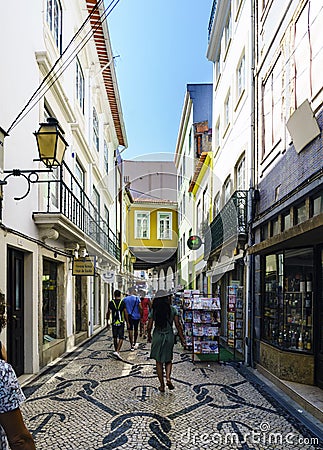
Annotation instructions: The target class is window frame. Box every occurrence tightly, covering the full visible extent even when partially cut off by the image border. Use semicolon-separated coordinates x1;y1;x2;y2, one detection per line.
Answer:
46;0;62;52
223;177;232;205
104;140;109;175
135;211;150;239
93;107;99;151
236;156;246;191
237;52;246;100
224;90;231;132
76;58;85;113
157;211;172;240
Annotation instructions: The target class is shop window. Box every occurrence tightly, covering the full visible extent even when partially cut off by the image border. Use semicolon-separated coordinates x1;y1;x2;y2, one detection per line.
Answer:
43;259;58;343
312;192;323;216
296;202;307;224
262;248;313;353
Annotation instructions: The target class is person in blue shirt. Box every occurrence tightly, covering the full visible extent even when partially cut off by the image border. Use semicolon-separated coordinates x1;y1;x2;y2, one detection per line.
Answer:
0;305;36;450
123;288;142;351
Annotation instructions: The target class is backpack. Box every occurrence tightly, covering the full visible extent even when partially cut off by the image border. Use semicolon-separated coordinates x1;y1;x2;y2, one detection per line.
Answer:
111;299;124;325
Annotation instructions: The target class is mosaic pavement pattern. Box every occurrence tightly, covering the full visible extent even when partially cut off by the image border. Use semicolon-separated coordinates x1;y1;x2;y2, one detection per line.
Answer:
22;332;323;449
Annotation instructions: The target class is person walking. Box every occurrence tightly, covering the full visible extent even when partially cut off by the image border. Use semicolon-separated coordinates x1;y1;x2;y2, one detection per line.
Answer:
0;300;36;450
106;290;129;359
123;288;142;351
147;290;185;392
140;294;152;339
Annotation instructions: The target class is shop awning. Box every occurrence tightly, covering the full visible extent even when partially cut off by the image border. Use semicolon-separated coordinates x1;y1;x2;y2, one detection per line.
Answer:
207;260;235;282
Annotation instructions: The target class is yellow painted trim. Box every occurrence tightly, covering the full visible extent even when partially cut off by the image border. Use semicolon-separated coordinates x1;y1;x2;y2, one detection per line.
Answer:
194;254;204;265
192;153;212;196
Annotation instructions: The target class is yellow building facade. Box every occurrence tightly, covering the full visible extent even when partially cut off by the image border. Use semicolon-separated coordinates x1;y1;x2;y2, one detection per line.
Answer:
126;199;178;292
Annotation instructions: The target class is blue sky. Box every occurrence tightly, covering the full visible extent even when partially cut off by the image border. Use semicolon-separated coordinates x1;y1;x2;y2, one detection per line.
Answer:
107;0;213;160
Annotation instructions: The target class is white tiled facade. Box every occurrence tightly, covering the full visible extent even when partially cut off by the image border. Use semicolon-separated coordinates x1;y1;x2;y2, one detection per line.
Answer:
0;0;126;375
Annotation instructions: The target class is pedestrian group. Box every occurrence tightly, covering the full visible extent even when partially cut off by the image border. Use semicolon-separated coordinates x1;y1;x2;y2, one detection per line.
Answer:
106;288;185;391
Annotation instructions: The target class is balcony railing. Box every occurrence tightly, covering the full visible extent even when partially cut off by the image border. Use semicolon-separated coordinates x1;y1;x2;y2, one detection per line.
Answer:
205;190;248;256
208;0;218;41
36;162;120;260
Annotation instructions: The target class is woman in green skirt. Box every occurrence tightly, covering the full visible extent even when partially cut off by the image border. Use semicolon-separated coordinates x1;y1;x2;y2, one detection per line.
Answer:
147;290;185;392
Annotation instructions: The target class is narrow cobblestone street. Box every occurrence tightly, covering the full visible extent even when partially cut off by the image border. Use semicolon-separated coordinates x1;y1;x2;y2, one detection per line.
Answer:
21;332;323;449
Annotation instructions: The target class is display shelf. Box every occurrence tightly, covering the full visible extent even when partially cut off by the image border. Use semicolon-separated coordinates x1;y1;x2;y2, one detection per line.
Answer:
227;286;244;353
188;296;221;362
263;266;314;353
281;291;313;351
181;291;221;360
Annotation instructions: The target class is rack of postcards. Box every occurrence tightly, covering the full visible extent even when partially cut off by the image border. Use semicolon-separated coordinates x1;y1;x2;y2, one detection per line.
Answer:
227;285;244;355
181;290;197;350
182;290;221;361
173;291;184;315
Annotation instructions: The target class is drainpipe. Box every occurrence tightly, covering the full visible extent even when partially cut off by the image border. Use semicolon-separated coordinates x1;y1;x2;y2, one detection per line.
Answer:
246;0;256;367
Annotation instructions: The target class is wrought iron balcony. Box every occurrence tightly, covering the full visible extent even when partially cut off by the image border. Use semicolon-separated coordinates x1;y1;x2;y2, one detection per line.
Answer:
33;162;120;260
205;190;248;257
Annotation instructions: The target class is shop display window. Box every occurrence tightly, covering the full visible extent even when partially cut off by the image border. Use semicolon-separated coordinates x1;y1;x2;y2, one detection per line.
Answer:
263;248;313;353
43;259;58;343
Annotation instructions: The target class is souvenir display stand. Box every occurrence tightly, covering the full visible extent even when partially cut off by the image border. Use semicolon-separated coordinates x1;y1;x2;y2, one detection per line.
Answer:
227;286;244;358
182;290;221;362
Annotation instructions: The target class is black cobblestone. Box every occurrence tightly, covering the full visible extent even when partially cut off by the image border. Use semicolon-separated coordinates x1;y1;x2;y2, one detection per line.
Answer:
21;332;323;449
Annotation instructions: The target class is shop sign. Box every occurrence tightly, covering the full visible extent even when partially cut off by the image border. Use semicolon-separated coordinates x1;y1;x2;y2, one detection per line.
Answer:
102;271;115;283
72;257;95;276
187;235;202;250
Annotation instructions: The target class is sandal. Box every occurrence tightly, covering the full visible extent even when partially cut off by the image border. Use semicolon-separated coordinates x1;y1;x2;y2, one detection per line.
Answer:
158;385;165;393
166;380;175;390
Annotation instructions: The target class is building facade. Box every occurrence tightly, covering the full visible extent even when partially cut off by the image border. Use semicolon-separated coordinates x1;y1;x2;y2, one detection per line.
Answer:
0;0;126;375
206;0;253;360
174;83;212;292
251;0;323;386
122;160;178;293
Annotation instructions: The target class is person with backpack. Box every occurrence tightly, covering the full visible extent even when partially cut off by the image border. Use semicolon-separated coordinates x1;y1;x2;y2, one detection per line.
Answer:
106;290;129;359
123;287;142;351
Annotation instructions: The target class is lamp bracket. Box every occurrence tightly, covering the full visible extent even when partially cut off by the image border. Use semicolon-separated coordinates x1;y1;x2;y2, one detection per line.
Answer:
1;168;53;200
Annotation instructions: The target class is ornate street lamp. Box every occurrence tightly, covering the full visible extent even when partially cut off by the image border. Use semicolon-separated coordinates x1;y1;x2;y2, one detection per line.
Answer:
34;117;68;168
0;117;68;203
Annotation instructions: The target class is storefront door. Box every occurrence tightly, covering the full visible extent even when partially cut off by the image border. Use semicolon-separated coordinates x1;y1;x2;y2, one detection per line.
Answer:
315;248;323;388
7;248;24;376
75;276;83;332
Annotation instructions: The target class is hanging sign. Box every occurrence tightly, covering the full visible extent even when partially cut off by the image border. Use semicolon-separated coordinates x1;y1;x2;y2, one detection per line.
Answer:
101;271;115;283
187;235;202;250
72;257;95;276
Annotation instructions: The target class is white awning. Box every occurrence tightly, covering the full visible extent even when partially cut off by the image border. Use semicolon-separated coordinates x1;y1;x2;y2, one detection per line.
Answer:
207;260;235;282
